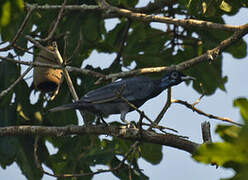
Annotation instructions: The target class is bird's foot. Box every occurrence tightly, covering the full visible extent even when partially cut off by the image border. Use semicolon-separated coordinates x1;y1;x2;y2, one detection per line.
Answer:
96;116;109;127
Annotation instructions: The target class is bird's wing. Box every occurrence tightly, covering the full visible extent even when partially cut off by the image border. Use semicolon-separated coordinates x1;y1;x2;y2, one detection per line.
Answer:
82;77;159;104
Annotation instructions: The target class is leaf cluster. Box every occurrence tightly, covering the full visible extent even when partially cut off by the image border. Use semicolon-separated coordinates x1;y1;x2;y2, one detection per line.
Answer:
194;98;248;180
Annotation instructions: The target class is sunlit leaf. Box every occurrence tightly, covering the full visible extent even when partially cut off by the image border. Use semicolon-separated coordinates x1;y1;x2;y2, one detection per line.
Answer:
0;1;11;27
220;0;232;12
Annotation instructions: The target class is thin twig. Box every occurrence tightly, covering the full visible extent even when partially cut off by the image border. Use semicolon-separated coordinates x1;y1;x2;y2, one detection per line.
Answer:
12;44;34;58
52;42;77;99
109;19;132;70
52;42;88;124
0;55;104;78
172;99;243;126
116;141;140;168
142;122;178;133
0;6;34;51
25;3;100;11
152;87;172;126
192;94;205;107
116;93;176;133
192;83;205;106
117;95;153;126
0;65;33;99
25;35;53;55
41;0;67;42
67;30;82;62
34;136;43;171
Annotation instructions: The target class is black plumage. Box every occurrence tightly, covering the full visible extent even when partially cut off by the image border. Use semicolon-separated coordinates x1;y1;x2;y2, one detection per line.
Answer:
50;71;194;123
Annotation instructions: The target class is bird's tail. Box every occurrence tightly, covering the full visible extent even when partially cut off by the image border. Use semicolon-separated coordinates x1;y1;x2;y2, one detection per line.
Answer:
49;102;81;112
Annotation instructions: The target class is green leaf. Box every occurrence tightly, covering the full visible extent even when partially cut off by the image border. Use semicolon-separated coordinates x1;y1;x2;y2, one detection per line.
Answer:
0;137;18;168
194;142;240;166
81;13;102;42
140;143;162;165
220;0;232;12
226;39;247;59
186;56;226;95
0;0;24;40
110;156;149;180
215;125;240;142
0;1;11;27
16;137;43;180
193;121;248;179
234;98;248;123
104;21;127;51
0;105;18;168
0;60;19;107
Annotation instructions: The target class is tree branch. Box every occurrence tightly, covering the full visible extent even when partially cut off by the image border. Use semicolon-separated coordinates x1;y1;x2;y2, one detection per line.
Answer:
0;55;104;78
1;24;247;85
40;0;67;42
172;99;243;126
0;6;34;51
99;0;240;32
0;125;199;154
0;65;33;99
101;23;248;81
153;87;172;126
25;2;241;32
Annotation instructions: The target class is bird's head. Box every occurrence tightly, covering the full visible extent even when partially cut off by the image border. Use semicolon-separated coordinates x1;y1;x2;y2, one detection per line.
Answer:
160;71;195;89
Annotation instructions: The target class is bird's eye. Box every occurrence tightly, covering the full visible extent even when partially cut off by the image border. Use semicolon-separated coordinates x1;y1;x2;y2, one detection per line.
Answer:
171;71;179;79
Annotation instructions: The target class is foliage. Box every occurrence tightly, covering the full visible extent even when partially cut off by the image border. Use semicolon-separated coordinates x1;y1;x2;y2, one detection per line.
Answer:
0;0;247;179
194;98;248;180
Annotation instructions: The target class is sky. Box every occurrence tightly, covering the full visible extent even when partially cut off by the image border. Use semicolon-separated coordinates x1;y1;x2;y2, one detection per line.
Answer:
0;1;248;180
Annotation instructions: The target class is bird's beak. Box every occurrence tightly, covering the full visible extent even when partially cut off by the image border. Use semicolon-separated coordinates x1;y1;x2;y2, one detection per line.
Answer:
181;75;196;81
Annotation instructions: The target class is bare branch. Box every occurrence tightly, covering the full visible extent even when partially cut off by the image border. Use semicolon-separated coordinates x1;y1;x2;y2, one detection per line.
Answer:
108;19;132;71
2;23;248;85
142;122;178;133
192;83;205;106
25;2;241;32
25;3;100;11
102;23;248;81
0;65;33;99
153;87;172;126
41;0;67;42
172;99;243;126
99;0;240;32
52;42;89;124
115;92;170;132
0;6;34;51
0;55;104;78
0;125;199;154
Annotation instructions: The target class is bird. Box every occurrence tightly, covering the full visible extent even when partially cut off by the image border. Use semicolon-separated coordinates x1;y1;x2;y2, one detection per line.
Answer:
49;71;195;124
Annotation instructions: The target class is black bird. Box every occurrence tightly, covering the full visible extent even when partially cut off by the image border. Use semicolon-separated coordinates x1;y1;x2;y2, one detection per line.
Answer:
50;71;194;124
